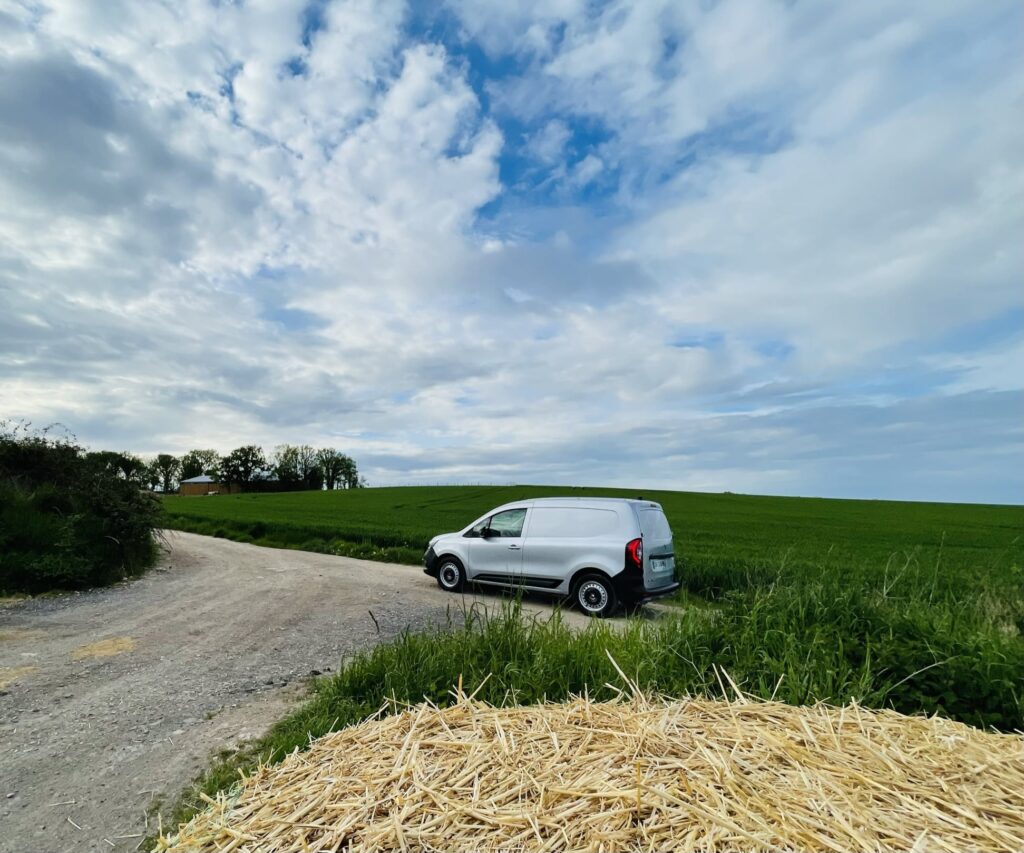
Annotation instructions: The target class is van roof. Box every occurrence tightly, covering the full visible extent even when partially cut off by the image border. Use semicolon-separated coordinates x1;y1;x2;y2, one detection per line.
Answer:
491;497;663;511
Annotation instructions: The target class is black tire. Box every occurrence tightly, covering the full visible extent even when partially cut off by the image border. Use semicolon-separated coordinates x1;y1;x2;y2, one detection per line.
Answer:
436;556;465;592
573;572;617;618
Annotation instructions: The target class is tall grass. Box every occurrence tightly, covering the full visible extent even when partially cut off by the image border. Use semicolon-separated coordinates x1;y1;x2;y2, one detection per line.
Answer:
168;580;1023;830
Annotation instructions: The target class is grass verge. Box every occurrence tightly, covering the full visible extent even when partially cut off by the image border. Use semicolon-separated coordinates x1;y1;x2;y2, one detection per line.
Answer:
159;589;1024;840
164;515;422;565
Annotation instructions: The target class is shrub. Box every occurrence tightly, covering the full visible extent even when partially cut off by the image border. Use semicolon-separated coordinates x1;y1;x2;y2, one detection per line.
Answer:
0;423;161;593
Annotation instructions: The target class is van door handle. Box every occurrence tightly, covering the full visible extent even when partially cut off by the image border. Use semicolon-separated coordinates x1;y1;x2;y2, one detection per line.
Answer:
508;544;521;550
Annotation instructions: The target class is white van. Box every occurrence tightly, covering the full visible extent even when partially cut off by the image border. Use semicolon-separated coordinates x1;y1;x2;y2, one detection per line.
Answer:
423;497;679;616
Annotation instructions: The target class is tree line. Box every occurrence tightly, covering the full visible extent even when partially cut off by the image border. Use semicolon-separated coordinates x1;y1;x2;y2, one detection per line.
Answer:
85;444;362;493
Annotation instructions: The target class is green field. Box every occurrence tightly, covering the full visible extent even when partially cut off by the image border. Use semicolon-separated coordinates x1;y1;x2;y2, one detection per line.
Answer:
162;486;1023;730
162;485;1022;596
159;486;1024;830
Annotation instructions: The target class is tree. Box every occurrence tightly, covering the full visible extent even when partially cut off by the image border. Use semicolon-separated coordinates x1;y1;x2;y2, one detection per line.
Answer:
316;448;339;490
85;451;122;477
180;449;220;481
220;445;266;489
117;453;148;484
295;444;319;489
316;448;356;490
272;444;301;487
274;444;322;490
155;454;181;493
85;451;147;485
143;458;161;491
340;454;360;489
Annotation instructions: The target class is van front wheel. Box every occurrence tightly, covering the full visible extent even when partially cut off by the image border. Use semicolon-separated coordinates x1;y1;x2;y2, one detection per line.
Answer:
574;573;617;618
437;558;465;592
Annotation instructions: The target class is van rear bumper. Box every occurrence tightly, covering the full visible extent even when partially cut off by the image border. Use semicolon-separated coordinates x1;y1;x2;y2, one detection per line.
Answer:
612;573;680;604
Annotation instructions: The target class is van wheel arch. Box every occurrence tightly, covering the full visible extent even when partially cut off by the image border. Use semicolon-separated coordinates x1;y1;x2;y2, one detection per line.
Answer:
568;566;613;592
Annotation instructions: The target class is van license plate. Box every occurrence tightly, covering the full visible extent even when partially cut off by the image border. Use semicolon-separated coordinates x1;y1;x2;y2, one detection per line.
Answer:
651;557;674;574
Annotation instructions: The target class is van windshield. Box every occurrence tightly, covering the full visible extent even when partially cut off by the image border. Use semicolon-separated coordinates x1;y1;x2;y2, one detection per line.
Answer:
638;508;672;541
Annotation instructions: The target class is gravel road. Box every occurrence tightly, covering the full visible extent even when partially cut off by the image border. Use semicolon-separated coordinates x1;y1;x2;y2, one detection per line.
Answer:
0;531;588;853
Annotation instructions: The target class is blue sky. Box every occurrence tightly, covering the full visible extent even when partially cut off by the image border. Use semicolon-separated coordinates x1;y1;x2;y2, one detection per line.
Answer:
0;0;1021;502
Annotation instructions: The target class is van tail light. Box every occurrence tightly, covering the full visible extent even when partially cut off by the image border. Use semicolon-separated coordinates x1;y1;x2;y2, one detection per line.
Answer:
625;537;643;574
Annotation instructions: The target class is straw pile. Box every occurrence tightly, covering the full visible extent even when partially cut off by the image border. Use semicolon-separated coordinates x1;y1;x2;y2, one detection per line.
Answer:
159;694;1024;852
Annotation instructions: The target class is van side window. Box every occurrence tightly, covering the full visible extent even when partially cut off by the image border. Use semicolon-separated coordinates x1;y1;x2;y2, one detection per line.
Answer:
638;509;672;540
488;508;527;537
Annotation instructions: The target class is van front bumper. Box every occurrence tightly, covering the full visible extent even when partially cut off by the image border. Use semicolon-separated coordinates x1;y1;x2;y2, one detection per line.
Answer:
423;546;439;577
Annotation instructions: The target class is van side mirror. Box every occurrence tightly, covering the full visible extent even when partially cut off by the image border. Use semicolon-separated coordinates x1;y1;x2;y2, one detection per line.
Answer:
481;527;497;538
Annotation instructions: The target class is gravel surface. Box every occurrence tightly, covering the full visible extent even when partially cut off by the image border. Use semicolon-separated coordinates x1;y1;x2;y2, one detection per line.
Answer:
0;530;587;853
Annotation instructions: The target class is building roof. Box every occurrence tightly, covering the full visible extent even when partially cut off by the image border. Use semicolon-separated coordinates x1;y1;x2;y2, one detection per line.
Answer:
180;475;217;484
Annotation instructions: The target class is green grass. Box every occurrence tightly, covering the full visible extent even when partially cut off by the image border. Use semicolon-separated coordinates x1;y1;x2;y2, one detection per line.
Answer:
156;486;1024;841
162;593;1024;839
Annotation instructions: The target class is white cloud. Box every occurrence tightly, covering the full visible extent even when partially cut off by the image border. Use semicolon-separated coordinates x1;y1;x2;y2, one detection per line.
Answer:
0;0;1021;502
932;337;1024;396
444;0;586;58
569;153;603;187
526;119;571;163
615;78;1024;369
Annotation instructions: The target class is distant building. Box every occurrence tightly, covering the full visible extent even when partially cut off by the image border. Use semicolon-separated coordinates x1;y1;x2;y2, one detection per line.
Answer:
178;475;240;496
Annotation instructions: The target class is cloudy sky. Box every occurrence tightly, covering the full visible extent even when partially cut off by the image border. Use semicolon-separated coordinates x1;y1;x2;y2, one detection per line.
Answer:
1;1;1022;502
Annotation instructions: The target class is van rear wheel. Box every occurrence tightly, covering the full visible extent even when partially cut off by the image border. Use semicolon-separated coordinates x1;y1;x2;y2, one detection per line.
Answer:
573;573;617;618
437;557;464;592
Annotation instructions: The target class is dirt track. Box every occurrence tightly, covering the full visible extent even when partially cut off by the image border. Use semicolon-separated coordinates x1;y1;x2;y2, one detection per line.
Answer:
0;531;589;853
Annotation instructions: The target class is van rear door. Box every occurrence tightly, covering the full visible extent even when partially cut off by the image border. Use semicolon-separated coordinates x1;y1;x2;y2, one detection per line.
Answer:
636;505;675;588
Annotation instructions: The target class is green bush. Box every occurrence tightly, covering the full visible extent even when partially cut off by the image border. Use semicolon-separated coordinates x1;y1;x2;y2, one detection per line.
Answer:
0;424;161;593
